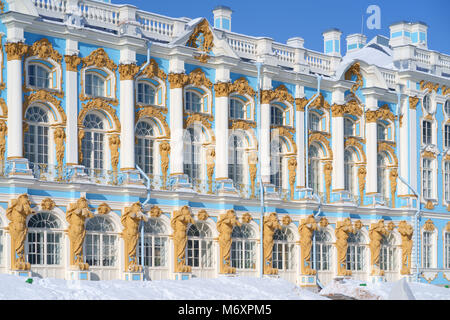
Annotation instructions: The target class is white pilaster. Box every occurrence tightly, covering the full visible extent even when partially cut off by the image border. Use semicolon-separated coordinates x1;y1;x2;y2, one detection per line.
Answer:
7;59;23;159
170;87;184;175
120;79;135;169
409;102;418;192
332;116;344;190
296;109;305;188
65;62;78;165
366;96;378;194
261;102;271;183
215;95;229;179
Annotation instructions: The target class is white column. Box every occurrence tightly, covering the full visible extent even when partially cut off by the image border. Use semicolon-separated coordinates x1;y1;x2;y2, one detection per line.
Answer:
366;96;378;194
119;78;135;169
332;115;344;190
398;96;409;195
408;100;418;192
65;47;80;165
169;85;184;175
296;108;305;188
260;102;271;183
215;94;229;179
7;55;24;159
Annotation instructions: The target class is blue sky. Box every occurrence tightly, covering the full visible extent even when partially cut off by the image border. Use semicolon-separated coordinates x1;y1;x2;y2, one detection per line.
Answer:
113;0;450;55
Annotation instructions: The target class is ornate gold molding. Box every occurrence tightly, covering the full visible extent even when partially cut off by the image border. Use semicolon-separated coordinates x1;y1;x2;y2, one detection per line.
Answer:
422;150;436;159
398;221;413;275
409;96;419;110
109;134;120;181
118;63;140;81
65;54;82;72
168;73;189;89
140;58;167;80
197;209;209;221
7;194;35;270
135;105;170;139
299;214;318;275
214;82;230;98
5;42;29;61
79;99;121;132
26;38;62;63
378;141;398;166
40;197;56;211
261;84;294;104
188;68;213;88
420;80;439;94
78;128;85;164
366;104;395;123
346;137;367;163
241;212;253;224
332;99;363;118
206;148;215;194
150;205;162;218
121;202;147;272
23;90;67;125
54;127;66;180
423;219;435;231
358;166;367;202
295;97;308;111
445;221;450;232
324;161;332;203
263;212;281;275
248;151;257;199
171;206;195;273
272;126;297;154
159;140;170;189
215;77;256;98
369;220;389;276
319;217;329;228
345;62;363;94
217;210;240;274
281;215;292;226
229;119;256;131
442;85;450;96
186;19;214;63
66;197;93;270
335;218;354;276
288;157;297;199
82;48;117;71
0;120;6;173
390;169;398;208
309;132;333;159
97;203;111;215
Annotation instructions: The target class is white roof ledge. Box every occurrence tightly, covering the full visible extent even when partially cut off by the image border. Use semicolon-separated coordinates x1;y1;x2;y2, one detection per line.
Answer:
6;0;39;17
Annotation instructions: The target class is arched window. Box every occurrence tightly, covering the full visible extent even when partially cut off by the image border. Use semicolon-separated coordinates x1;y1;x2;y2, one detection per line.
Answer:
445;231;450;269
422;231;433;268
309;113;320;131
422;158;433;199
270;105;283;126
308;144;320;193
183;127;202;181
346;231;365;271
344;118;354;137
314;230;332;271
272;227;295;271
82;114;105;170
229;98;245;120
380;234;397;271
344;150;355;194
377;153;387;197
85;72;106;98
137;82;156;105
28;64;50;89
24;106;49;166
27;212;63;265
422;94;431;113
85;216;117;267
377;122;388;140
187;223;213;268
135;121;155;175
270;140;283;189
228;135;244;187
185;91;202;113
138;218;168;267
422;120;432;145
231;224;257;270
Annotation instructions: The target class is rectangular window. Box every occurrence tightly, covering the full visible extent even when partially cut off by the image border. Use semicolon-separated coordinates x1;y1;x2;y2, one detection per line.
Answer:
445;233;450;269
445;125;450;148
422;120;432;145
422;158;433;199
445;162;450;202
422;232;432;268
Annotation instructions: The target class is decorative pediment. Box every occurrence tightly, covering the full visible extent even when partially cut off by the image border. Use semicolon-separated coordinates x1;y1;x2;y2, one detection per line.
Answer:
79;99;120;132
229;119;256;130
309;132;333;159
140;58;167;80
423;219;435;231
345;62;363;94
23;90;67;125
118;63;140;81
170;68;213;89
215;77;256;98
186;19;214;63
97;203;112;215
345;137;367;163
378;141;398;166
366;104;395;123
420;80;439;94
26;38;62;63
135;106;170;139
261;84;294;104
332;99;363;117
309;93;330;110
82;48;117;71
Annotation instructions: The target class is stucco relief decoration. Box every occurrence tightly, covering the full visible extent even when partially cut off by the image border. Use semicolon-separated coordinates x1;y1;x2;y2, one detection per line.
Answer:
118;63;140;81
345;137;367;163
332;100;363;118
149;205;162;218
54;127;66;180
40;197;56;211
310;93;331;110
319;217;329;228
6;194;35;270
446;221;450;232
214;82;231;97
79;99;121;132
168;73;189;89
141;58;167;80
96;203;111;215
358;166;367;202
26;38;62;63
82;48;117;71
420;80;439;94
324;162;333;203
441;85;450;96
121;202;148;272
135;106;170;139
425;200;435;210
261;84;294;104
241;212;253;224
229;119;256;131
288;157;297;199
369;219;389;276
423;219;435;232
5;42;29;61
171;206;195;273
78;129;85;164
263;212;281;275
354;220;363;230
389;169;398;208
65;54;82;72
248;151;258;198
197;209;209;221
66;197;93;270
295;97;308;111
409;96;419;110
159;141;170;189
344;62;363;94
335;218;355;276
109;134;120;183
0;120;7;174
366;104;395;123
309;132;333;159
24;90;67;125
206;148;216;194
398;221;413;275
186;19;214;63
282;215;292;226
188;68;213;89
298;214;318;275
217;209;241;274
231;77;256;97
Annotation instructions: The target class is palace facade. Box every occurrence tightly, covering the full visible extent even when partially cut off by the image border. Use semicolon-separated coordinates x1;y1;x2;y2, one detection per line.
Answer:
0;0;449;286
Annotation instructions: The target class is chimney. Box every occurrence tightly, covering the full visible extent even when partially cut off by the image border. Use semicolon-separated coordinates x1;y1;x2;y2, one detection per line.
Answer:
345;33;367;54
410;22;428;49
212;5;232;31
389;21;412;47
322;28;342;57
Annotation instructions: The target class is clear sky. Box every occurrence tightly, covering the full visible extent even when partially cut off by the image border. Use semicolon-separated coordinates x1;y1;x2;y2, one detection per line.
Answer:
113;0;450;55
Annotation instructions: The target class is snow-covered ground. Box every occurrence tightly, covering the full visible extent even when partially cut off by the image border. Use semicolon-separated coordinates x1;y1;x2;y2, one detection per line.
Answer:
0;273;448;300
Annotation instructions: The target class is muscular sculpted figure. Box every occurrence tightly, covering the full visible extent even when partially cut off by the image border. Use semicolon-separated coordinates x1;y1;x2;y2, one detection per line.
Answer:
217;209;241;274
66;197;93;270
6;194;35;270
369;219;389;276
398;221;413;275
298;214;318;275
335;218;354;276
171;206;195;273
121;202;148;272
263;212;281;275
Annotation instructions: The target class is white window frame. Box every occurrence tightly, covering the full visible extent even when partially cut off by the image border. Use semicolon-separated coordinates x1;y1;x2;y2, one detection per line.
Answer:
380;234;397;272
422;120;432;145
135;120;156;176
82;113;106;171
231;224;257;270
136;81;157;106
422;230;436;269
272;227;296;271
24;105;50;166
422;158;434;200
84;216;118;267
444;232;450;269
137;218;169;268
228;134;246;187
187;223;214;269
314;230;332;271
183;126;204;182
346;232;365;272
